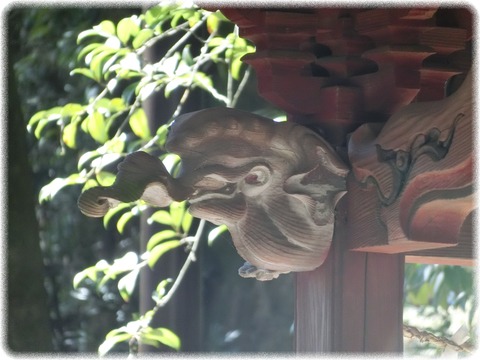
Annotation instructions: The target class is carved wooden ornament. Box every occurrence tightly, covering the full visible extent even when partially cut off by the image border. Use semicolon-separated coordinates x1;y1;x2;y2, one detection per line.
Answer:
78;108;348;280
348;72;474;255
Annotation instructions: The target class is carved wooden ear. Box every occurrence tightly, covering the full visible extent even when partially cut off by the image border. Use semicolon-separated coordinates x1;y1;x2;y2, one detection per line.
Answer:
78;151;192;217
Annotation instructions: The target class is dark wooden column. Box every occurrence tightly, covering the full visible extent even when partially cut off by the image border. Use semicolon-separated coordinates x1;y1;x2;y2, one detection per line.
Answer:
220;6;473;353
295;198;404;352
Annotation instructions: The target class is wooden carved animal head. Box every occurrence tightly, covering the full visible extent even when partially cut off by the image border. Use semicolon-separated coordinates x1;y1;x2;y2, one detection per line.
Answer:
78;107;348;280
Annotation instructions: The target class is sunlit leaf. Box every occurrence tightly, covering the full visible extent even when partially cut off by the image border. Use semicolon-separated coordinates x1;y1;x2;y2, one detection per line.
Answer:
208;224;228;246
231;56;244;81
96;171;116;186
39;173;86;203
164;76;186;98
148;210;172;225
103;203;132;229
152;278;173;302
73;266;98;288
117;17;140;45
86;111;108;143
155;125;169;147
62;122;78;149
77;149;100;170
70;67;96;81
140;327;180;351
95;20;116;36
206;12;220;34
129;108;151;139
76;28;95;43
28;110;47;129
98;331;131;356
181;210;193;233
118;268;140;302
90;49;117;82
132;28;155;49
117;211;134;234
169;202;185;231
148;240;181;268
77;43;102;61
146;230;178;251
61;103;85;117
99;252;139;288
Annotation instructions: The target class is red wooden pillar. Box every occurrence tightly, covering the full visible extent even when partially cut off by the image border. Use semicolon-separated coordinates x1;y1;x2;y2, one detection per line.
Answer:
221;7;473;353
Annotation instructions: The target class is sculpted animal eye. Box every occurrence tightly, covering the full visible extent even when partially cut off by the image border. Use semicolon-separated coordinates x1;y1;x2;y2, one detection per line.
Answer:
243;166;269;187
244;174;259;184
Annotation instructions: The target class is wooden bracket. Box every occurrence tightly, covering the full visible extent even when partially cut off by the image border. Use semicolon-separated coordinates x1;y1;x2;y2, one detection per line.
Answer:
78;107;349;280
347;72;474;262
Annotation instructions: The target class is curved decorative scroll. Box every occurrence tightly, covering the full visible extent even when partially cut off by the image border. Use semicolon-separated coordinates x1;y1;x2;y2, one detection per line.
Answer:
348;72;474;251
78;107;348;280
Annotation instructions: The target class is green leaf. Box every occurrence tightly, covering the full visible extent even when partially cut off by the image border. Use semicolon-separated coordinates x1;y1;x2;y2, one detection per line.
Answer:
95;20;116;36
206;12;220;34
28;110;47;129
129;108;151;139
144;5;172;27
118;268;140;302
152;278;173;302
29;106;63;138
122;81;139;104
141;327;180;351
77;43;102;61
77;149;100;170
117;17;140;45
169;202;185;231
86;111;108;143
96;171;116;186
70;67;96;81
99;331;131;356
61;103;85;117
132;28;155;49
146;230;178;251
39;174;86;202
99;252;138;288
231;56;244;81
155;125;169;146
89;49;117;82
148;240;181;268
117;211;134;234
192;72;229;103
73;266;98;288
181;44;193;65
148;210;172;225
103;203;132;229
62;122;78;149
181;211;193;233
208;224;228;246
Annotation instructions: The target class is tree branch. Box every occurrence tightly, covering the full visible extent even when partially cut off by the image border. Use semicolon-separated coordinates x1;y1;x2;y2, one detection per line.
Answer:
403;324;474;353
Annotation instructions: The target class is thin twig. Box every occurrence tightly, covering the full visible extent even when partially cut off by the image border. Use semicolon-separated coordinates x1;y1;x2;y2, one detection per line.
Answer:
156;219;206;308
137;23;190;56
231;66;251;108
163;16;208;61
169;28;218;120
403;324;474;353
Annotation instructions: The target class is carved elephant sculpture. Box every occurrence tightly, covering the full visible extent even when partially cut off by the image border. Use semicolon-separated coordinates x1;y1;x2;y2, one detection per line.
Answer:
78;107;348;280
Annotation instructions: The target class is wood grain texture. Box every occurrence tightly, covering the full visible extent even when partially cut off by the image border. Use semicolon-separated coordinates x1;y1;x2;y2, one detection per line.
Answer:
295;198;404;352
348;72;474;259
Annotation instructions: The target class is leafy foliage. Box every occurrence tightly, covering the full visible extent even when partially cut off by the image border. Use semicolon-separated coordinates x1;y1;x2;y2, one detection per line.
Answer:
27;2;256;355
404;264;476;356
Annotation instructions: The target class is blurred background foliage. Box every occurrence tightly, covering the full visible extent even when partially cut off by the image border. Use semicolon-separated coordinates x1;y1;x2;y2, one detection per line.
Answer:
6;3;476;356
